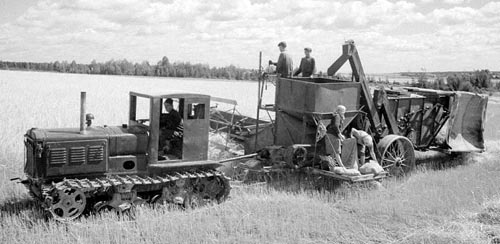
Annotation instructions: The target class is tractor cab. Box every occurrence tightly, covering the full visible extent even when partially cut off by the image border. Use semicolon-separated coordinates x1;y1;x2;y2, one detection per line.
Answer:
128;92;210;164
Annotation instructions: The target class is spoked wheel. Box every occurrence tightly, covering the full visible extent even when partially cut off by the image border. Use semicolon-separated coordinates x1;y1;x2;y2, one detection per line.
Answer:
377;135;416;177
46;188;87;221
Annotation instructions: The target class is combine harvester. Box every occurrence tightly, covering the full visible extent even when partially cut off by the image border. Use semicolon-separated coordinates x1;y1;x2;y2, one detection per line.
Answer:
212;40;488;184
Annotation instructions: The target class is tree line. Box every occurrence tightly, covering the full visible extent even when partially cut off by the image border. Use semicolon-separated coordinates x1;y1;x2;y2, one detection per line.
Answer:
0;56;260;81
369;69;500;93
411;69;500;93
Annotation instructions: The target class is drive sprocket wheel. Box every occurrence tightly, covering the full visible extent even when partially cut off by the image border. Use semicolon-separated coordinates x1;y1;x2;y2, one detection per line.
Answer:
46;188;86;221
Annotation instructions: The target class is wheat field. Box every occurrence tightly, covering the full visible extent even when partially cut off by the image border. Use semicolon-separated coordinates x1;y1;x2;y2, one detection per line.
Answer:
1;70;500;244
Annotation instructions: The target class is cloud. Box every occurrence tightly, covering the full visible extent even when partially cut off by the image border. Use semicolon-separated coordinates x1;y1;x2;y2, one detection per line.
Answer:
0;0;499;73
444;0;465;4
431;6;481;25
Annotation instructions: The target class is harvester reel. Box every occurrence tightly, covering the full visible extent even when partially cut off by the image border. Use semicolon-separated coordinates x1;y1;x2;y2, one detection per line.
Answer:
377;135;416;177
46;188;86;221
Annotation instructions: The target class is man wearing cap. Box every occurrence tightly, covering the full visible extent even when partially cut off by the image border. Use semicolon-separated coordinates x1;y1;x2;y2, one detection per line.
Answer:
293;47;316;77
270;41;293;78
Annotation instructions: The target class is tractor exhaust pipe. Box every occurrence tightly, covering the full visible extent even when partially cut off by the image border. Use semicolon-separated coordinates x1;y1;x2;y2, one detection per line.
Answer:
80;91;86;135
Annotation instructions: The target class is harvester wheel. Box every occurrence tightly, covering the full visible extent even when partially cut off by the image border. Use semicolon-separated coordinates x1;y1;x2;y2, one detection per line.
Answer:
47;188;86;221
377;135;416;177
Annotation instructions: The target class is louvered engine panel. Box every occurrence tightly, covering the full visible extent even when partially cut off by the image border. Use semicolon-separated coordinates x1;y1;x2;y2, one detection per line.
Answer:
46;139;107;177
49;148;67;165
70;146;86;164
88;145;104;163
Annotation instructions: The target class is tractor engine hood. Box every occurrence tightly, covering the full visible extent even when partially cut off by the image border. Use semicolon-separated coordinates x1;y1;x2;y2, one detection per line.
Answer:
26;125;148;156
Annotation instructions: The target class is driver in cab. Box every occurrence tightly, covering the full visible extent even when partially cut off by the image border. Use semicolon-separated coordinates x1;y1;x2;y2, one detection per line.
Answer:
159;98;183;158
160;98;182;139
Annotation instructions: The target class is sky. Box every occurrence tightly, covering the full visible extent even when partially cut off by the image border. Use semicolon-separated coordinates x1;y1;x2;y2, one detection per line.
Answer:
0;0;499;73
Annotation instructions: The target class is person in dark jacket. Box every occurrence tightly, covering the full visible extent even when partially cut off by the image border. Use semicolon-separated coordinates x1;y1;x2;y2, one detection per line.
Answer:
160;98;183;158
325;105;346;169
160;98;181;134
293;47;316;77
270;41;293;78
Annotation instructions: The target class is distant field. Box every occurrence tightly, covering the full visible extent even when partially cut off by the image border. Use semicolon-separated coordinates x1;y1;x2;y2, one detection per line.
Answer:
1;70;499;244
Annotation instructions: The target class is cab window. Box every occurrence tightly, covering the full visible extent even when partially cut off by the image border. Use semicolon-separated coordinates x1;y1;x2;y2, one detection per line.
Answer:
187;103;205;119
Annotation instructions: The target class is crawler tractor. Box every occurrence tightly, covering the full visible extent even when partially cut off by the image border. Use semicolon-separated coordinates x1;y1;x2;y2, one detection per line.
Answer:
15;92;231;220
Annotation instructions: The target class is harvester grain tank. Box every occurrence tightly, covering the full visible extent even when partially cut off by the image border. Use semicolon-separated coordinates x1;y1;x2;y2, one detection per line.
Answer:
15;91;231;220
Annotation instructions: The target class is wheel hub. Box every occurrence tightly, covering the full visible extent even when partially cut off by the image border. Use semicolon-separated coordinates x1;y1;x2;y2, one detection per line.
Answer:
394;157;403;167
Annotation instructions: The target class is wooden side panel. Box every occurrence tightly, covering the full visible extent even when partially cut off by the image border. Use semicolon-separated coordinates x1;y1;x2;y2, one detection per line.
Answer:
275;79;312;113
275;112;304;146
182;97;210;161
148;98;161;164
314;83;361;112
274;79;362;147
129;95;137;121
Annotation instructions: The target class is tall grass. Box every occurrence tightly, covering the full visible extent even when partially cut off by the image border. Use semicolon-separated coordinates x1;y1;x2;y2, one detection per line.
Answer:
1;71;499;243
1;141;499;243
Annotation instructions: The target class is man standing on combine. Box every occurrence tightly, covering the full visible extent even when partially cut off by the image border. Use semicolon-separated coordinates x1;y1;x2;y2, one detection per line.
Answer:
293;47;316;77
270;41;293;78
325;105;346;169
